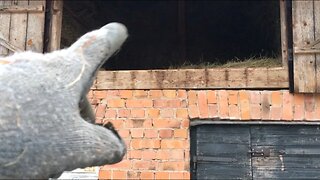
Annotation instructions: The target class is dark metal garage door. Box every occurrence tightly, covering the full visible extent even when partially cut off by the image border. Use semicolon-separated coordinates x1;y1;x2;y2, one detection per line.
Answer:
190;123;320;179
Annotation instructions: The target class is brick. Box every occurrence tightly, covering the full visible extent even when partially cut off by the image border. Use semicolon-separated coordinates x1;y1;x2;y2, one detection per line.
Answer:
229;104;239;120
95;91;108;99
315;95;320;119
132;160;154;170
131;109;145;118
141;150;157;160
108;160;131;169
174;129;188;138
159;161;185;171
155;172;169;179
160;109;175;118
126;99;153;108
305;110;315;120
130;129;144;138
208;104;218;118
119;90;133;98
154;99;181;108
177;90;187;98
171;149;185;160
250;104;261;120
147;109;160;118
113;170;127;179
181;99;188;108
282;91;293;120
118;129;130;138
270;106;282;120
127;119;152;128
129;150;142;159
183;172;191;179
106;90;120;98
159;129;173;138
228;91;238;105
127;171;139;179
176;108;188;118
107;99;125;108
105;109;117;118
219;90;229;118
271;91;282;106
261;92;271;119
170;172;184;179
181;119;189;128
294;105;305;120
153;119;181;128
131;139;142;149
184;150;190;161
95;104;106;118
188;90;198;105
250;91;261;104
207;90;217;104
156;150;170;160
239;91;250;120
118;109;130;118
144;129;158;138
315;106;320;120
149;90;163;98
133;90;148;98
141;139;161;149
294;94;304;106
163;90;176;98
198;91;209;118
105;119;124;129
188;105;199;118
99;170;111;179
161;139;185;149
305;94;315;112
140;172;154;179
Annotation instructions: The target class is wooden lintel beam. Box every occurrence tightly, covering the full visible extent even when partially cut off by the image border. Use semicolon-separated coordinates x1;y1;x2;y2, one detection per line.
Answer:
92;67;288;90
0;5;44;13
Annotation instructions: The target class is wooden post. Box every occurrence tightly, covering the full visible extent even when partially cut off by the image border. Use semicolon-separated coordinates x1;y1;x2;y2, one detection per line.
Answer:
45;0;63;52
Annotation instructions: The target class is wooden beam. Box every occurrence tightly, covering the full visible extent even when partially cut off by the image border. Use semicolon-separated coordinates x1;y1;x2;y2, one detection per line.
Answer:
0;5;44;13
92;67;288;90
47;0;63;52
280;0;288;68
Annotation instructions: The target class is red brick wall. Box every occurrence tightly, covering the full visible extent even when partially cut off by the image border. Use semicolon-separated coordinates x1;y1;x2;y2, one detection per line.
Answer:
88;90;320;179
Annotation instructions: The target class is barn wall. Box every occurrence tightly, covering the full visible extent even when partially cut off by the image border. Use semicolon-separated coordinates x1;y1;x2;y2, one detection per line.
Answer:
88;88;320;179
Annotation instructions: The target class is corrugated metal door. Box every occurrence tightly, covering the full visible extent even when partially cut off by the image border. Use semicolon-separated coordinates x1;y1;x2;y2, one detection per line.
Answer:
191;124;320;179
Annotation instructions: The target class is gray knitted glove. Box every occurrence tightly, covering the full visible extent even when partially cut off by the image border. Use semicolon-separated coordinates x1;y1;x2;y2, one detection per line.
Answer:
0;23;128;179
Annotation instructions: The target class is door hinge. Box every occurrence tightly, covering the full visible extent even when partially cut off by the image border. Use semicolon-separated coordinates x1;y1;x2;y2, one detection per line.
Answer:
249;148;271;157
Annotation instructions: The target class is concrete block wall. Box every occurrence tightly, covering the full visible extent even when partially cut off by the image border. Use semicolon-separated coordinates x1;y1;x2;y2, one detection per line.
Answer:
87;89;320;179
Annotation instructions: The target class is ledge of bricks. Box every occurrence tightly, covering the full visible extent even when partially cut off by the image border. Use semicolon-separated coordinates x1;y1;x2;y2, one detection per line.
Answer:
87;89;320;179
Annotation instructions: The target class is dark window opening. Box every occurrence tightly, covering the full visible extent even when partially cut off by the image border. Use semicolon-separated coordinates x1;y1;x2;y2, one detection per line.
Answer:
62;0;281;70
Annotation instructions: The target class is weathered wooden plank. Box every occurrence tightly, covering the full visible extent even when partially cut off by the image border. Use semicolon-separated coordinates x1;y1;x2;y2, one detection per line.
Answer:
280;0;288;68
9;0;28;53
0;5;43;13
26;0;45;52
0;0;12;56
194;125;251;180
93;67;288;90
292;1;316;93
314;1;320;92
47;0;63;51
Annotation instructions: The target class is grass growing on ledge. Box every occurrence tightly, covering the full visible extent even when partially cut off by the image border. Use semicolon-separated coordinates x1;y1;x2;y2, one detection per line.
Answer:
170;56;282;69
